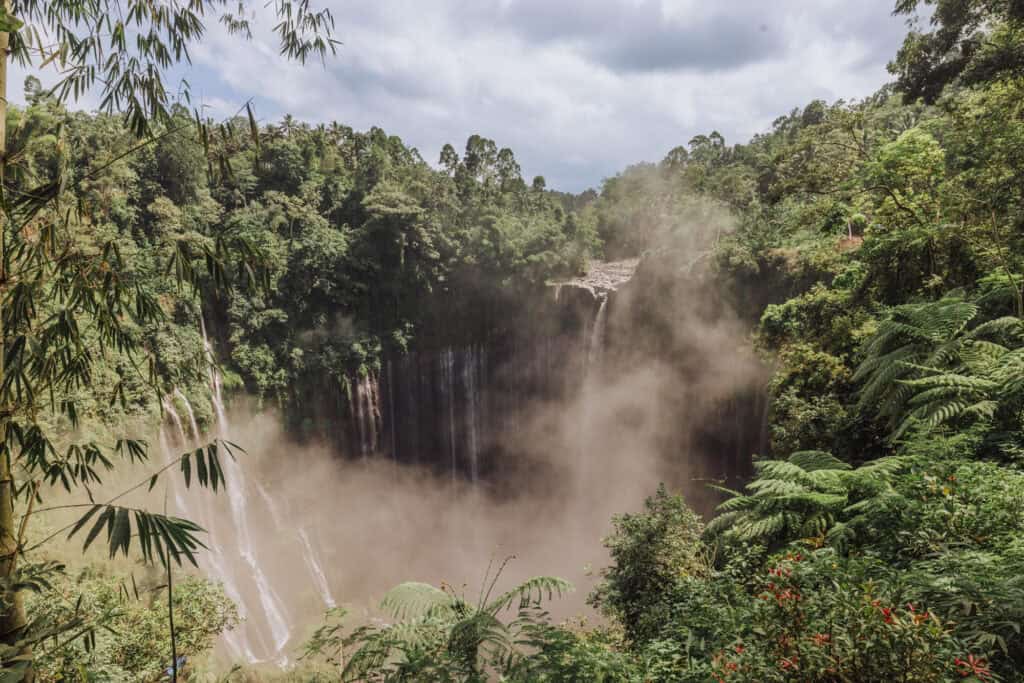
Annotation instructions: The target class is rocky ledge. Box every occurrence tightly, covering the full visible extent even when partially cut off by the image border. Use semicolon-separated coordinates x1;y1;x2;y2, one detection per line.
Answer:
551;258;640;299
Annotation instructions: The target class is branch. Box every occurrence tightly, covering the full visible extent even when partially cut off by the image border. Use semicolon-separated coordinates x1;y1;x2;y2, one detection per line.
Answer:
18;444;211;556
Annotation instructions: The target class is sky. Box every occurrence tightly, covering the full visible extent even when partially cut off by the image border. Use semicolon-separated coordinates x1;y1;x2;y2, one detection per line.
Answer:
15;0;916;193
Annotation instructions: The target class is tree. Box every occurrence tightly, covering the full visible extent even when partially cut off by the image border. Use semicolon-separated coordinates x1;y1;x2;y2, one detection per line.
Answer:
588;485;707;644
0;0;336;675
890;0;1024;103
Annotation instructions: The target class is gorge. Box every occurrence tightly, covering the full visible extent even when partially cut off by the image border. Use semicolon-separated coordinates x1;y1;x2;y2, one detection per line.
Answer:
168;255;769;665
7;1;1024;678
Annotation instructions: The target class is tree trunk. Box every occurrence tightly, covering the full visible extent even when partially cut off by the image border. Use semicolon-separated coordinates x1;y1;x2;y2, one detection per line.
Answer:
0;3;30;671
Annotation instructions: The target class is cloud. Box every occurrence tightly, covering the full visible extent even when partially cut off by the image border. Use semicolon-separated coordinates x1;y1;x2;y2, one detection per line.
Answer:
12;0;913;191
466;0;785;73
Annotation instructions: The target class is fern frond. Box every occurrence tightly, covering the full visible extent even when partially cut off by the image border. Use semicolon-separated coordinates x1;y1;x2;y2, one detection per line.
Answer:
705;510;743;536
383;616;450;648
774;492;847;509
845;456;908;480
788;450;851;472
902;372;997;393
904;386;975;407
716;495;758;513
924;339;965;368
968;316;1024;341
747;478;811;497
451;611;510;661
920;399;971;427
381;582;454;620
487;576;572;613
825;521;856;550
960;400;999;421
802;468;847;491
754;460;816;486
961;340;1011;363
736;513;788;542
907;299;977;340
854;346;916;391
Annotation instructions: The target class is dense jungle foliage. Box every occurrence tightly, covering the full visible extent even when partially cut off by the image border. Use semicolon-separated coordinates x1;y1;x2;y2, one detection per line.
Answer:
4;0;1024;680
295;0;1024;680
3;80;596;681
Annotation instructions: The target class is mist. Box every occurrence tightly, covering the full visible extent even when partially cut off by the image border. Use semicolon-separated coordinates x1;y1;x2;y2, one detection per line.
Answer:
168;241;769;668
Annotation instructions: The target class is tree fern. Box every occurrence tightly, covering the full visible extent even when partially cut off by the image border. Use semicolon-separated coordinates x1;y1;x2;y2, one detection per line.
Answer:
709;451;908;550
340;567;572;681
856;295;1024;440
854;296;980;429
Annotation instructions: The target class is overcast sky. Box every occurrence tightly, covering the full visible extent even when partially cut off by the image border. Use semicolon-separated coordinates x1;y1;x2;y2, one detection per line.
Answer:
17;1;915;192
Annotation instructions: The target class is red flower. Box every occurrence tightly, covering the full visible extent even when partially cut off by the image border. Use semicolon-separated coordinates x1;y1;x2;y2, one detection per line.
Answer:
955;654;993;681
811;633;831;647
779;656;799;671
876;605;895;624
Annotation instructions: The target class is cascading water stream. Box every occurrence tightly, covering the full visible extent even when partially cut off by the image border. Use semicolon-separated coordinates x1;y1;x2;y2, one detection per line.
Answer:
353;379;367;459
174;388;200;440
386;360;398;466
462;347;480;484
200;323;293;663
158;402;190;515
444;348;457;484
160;396;257;662
252;482;337;609
587;297;608;367
576;294;610;486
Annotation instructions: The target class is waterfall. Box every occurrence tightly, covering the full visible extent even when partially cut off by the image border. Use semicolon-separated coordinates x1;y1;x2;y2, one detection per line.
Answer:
296;528;337;608
443;349;457;483
158;402;190;515
353;379;367;458
174;388;200;440
586;296;608;368
462;347;480;484
365;373;381;455
347;288;620;484
200;323;293;663
160;395;257;662
386;360;398;464
350;372;383;457
164;396;189;447
161;317;340;665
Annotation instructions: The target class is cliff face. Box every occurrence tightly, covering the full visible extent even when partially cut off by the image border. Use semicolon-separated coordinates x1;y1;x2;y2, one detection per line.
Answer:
289;255;767;507
187;255;769;665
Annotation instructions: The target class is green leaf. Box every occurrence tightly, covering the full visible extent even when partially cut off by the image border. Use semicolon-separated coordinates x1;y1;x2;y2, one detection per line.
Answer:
0;7;23;33
195;447;208;487
81;507;114;553
181;452;191;488
110;507;131;557
66;505;102;541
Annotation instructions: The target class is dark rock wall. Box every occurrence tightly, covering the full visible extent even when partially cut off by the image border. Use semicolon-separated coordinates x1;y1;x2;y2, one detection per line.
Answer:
286;257;767;498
